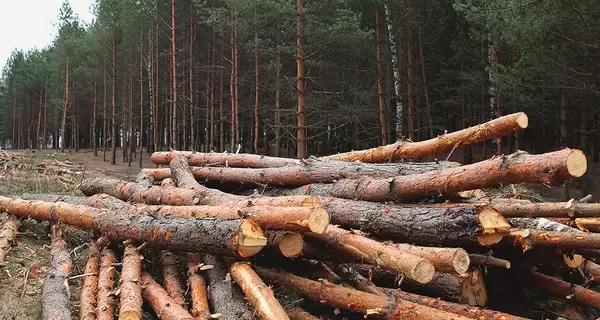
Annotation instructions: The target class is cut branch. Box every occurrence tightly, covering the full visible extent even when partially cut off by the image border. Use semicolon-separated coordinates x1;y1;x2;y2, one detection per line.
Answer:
118;242;143;320
187;252;211;320
160;251;187;308
141;272;194;320
509;228;600;251
42;224;72;320
469;254;511;269
393;244;470;275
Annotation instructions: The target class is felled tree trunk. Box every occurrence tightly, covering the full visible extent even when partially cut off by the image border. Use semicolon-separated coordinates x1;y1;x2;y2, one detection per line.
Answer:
187;253;211;320
265;231;304;258
80;240;101;320
151;150;299;168
96;247;117;320
267;149;587;202
228;261;290;320
141;272;194;320
491;200;600;218
42;224;72;320
160;251;187;308
0;197;266;258
144;159;458;186
307;225;435;284
393;244;470;275
118;242;143;320
325;112;528;162
0;215;20;266
202;254;253;320
255;266;472;320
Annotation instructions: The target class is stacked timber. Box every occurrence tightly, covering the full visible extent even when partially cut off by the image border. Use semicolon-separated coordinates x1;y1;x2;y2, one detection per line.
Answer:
2;111;600;319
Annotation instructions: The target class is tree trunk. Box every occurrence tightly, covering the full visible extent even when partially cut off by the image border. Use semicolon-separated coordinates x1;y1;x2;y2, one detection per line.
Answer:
118;242;143;320
296;0;307;158
79;240;100;320
111;25;117;165
393;244;469;275
375;7;388;145
253;9;260;154
93;77;98;156
187;253;211;320
469;254;511;269
494;39;502;153
60;55;69;153
384;2;403;141
285;308;319;320
230;12;236;152
326;112;528;162
418;31;433;139
37;81;43;148
202;254;253;319
234;13;240;150
171;0;178;149
43;81;47;149
42;224;72;320
161;251;186;308
154;11;160;152
188;5;195;151
407;270;488;307
139;22;144;168
141;272;194;320
560;37;568;147
275;22;282;156
103;55;107;161
405;0;415;141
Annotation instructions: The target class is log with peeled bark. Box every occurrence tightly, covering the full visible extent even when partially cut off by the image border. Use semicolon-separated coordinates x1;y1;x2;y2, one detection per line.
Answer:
143;158;459;186
160;250;187;308
140;272;194;320
41;224;72;320
285;308;320;320
228;261;290;320
325;112;528;162
393;244;470;275
187;253;211;320
525;267;600;309
0;215;20;266
0;196;267;258
266;149;587;202
151;150;300;167
96;247;117;320
468;254;511;269
202;254;253;320
265;231;304;258
118;242;143;320
255;266;472;319
306;225;435;284
491;200;600;218
80;240;101;320
80;177;320;208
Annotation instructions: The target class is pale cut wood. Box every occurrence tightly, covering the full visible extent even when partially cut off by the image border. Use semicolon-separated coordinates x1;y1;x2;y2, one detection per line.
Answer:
265;231;304;258
394;244;470;275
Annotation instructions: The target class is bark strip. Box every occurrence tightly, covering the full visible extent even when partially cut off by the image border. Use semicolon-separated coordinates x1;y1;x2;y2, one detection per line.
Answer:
118;242;143;320
42;224;72;320
141;272;194;320
285;308;319;320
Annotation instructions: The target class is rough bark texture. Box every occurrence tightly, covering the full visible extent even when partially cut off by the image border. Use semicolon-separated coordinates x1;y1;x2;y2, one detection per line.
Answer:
0;215;20;266
229;262;290;320
144;159;459;186
326;112;528;162
134;171;155;187
161;178;176;187
0;196;266;258
256;266;471;319
187;252;211;320
80;240;100;320
160;251;187;308
407;270;488;307
525;268;600;309
170;155;203;189
393;244;470;275
269;149;587;202
307;225;435;284
285;308;320;320
141;272;194;320
42;224;72;320
96;247;117;320
118;242;143;320
151;150;299;167
201;254;253;320
491;200;600;218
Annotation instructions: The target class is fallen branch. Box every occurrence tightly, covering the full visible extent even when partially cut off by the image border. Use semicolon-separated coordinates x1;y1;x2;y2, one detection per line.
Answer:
161;251;187;308
96;247;117;320
118;242;143;320
79;240;100;320
187;252;211;320
141;272;194;320
41;224;72;320
0;215;20;266
468;254;511;269
525;267;600;309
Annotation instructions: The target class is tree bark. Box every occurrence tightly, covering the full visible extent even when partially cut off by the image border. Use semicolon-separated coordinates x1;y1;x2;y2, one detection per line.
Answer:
0;215;20;266
202;254;253;319
418;31;434;139
141;272;194;320
266;231;304;258
96;247;116;320
275;22;282;155
229;261;290;320
256;266;471;319
326;263;387;296
468;254;511;269
151;150;299;167
187;252;211;320
170;0;178;149
383;2;403;141
79;240;100;320
118;242;143;320
274;149;587;202
139;21;144;168
60;55;69;153
0;196;266;258
375;6;388;145
509;228;600;251
285;308;319;320
103;54;107;161
326;112;528;162
525;268;600;309
393;244;469;275
93;77;98;156
407;270;488;307
296;0;307;158
253;9;260;154
491;200;600;218
160;250;187;308
42;224;72;320
111;25;117;165
405;0;415;141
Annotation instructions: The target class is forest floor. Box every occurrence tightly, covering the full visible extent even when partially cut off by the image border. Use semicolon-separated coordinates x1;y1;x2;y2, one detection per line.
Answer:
0;148;598;319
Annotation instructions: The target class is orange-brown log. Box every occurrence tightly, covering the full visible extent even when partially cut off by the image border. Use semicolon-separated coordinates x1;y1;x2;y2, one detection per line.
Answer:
118;242;143;320
41;224;72;320
87;193;329;234
285;307;320;320
269;149;587;202
468;254;511;269
141;272;194;320
0;196;266;258
160;251;187;308
491;200;600;218
265;231;304;258
80;240;101;320
151;150;300;167
80;176;319;208
229;261;290;320
306;225;435;284
582;259;600;283
509;228;600;251
255;266;472;319
143;158;459;186
526;267;600;309
161;178;176;187
0;215;20;266
201;254;253;319
572;218;600;232
325;112;528;162
187;252;211;320
96;247;117;320
393;244;470;275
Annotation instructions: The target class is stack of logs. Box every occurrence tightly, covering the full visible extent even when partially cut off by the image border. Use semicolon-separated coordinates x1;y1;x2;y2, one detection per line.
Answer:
2;111;600;319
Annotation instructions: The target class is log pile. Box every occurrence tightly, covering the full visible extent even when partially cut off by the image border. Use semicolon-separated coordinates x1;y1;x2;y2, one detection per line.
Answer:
2;112;600;319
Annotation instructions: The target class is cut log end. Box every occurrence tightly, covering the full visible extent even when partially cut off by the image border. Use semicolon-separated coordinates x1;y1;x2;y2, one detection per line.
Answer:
308;207;330;234
515;112;529;129
477;207;510;246
412;260;436;284
452;249;470;276
278;233;304;258
563;254;583;268
567;149;587;178
462;269;488;306
301;196;321;207
237;220;267;258
118;311;142;320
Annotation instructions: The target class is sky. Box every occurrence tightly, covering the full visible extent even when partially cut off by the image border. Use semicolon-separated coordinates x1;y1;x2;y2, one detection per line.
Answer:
0;0;95;70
